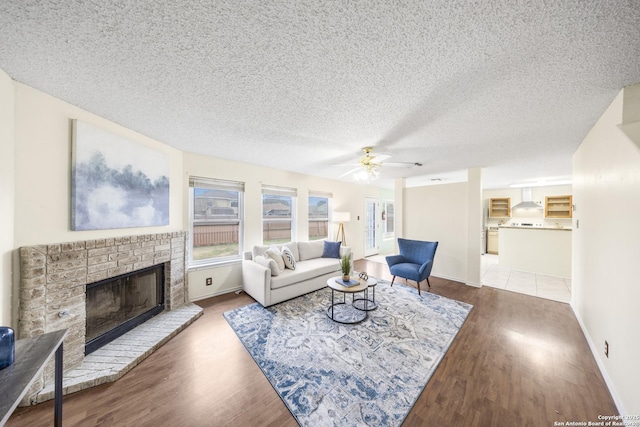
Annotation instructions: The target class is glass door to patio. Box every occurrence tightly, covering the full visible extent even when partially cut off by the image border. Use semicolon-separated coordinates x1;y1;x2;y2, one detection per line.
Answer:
364;198;378;257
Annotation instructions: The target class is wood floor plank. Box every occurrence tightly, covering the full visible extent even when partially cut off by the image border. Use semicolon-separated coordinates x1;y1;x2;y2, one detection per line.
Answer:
7;259;618;426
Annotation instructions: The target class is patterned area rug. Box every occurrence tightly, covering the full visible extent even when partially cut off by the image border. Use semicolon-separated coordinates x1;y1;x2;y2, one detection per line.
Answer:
224;280;472;427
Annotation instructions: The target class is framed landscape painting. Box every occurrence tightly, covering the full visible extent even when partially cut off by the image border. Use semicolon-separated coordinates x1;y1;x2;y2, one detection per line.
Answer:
71;120;170;230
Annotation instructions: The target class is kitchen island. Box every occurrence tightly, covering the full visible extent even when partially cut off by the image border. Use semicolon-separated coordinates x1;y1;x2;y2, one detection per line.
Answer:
498;226;572;278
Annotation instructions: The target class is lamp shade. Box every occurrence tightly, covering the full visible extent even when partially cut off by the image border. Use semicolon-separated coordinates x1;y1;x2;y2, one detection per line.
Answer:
332;212;351;223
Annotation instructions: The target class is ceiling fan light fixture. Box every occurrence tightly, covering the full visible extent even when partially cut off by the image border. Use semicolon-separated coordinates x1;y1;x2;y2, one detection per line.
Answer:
344;146;415;183
353;165;380;182
353;170;369;181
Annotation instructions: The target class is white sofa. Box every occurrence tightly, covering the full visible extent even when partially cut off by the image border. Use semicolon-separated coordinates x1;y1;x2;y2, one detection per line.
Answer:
242;240;351;307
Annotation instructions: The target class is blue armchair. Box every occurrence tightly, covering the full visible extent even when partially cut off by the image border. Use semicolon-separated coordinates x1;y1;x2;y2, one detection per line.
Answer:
385;238;438;295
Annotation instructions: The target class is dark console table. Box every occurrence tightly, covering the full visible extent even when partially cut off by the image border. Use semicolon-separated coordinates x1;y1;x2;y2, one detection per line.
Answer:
0;329;67;426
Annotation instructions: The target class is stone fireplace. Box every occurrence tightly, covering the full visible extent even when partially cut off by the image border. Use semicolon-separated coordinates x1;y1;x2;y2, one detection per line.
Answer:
18;231;202;403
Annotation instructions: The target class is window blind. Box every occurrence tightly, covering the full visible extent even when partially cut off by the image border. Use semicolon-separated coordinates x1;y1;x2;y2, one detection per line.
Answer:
261;185;297;197
189;176;244;192
309;190;333;198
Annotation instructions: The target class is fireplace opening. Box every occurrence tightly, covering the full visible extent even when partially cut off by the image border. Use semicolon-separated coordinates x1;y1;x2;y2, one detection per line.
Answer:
85;263;165;355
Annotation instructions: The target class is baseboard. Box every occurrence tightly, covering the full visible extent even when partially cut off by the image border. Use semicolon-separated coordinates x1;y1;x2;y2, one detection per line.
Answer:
570;301;626;415
432;273;466;285
190;285;243;302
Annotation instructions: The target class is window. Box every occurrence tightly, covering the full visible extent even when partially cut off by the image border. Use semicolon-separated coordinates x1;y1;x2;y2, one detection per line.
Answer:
262;185;296;245
308;191;331;241
383;201;395;235
189;177;244;266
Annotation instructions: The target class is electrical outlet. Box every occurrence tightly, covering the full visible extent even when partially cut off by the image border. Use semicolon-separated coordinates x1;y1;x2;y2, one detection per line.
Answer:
605;340;609;358
205;277;212;286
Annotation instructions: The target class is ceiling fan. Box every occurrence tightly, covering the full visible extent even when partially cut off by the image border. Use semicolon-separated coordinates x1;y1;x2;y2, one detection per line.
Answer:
338;147;422;181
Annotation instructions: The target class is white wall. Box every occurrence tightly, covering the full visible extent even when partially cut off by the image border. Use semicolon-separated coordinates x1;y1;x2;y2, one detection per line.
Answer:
572;86;640;415
404;182;468;282
499;228;572;277
0;69;15;326
13;83;185;248
183;151;383;300
466;168;482;287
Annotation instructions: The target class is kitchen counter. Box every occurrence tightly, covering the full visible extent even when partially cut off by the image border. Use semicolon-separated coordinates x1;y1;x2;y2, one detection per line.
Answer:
498;225;572;231
498;226;572;277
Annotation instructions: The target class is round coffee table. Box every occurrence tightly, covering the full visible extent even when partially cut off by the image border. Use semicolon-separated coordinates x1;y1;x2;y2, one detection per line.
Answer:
326;276;369;324
352;277;378;311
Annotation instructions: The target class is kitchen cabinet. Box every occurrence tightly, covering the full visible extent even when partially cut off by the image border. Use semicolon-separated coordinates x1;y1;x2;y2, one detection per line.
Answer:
545;195;572;218
487;229;499;254
489;198;511;218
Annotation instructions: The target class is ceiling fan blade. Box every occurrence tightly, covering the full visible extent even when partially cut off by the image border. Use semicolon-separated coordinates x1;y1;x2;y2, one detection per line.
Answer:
337;166;362;178
371;154;391;163
382;162;421;168
332;162;361;167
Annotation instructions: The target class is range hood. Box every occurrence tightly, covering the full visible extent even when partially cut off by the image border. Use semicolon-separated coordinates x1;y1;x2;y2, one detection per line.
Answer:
512;188;543;210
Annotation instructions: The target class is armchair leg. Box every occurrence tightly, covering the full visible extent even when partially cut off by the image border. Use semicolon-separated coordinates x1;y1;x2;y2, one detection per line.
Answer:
416;280;421;295
390;276;396;287
426;277;431;288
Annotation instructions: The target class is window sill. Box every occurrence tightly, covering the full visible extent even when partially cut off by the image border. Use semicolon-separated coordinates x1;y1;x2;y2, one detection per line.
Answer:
188;258;243;271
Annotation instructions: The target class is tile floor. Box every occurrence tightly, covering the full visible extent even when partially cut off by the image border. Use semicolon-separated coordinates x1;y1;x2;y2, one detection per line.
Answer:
367;253;572;304
481;254;572;303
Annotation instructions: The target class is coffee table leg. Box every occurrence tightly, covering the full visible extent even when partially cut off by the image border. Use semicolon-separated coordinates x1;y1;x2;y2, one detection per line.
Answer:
331;289;334;320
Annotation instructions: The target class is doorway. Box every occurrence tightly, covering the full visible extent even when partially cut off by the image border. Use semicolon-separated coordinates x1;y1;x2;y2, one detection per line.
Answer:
364;198;379;256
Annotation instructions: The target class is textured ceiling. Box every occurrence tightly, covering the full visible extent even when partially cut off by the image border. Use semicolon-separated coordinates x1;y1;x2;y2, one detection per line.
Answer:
1;1;640;189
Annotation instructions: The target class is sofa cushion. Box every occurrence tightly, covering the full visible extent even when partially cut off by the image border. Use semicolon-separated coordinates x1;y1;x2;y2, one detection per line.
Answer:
270;257;341;290
252;242;299;262
322;240;341;258
281;246;296;270
266;246;285;271
254;255;280;276
252;245;269;260
277;242;299;261
297;240;325;261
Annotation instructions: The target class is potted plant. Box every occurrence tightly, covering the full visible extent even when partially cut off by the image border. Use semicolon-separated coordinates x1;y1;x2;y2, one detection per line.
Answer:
340;253;351;282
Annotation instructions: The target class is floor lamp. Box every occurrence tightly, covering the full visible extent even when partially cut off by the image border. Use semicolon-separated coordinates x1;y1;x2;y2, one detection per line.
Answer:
333;212;351;246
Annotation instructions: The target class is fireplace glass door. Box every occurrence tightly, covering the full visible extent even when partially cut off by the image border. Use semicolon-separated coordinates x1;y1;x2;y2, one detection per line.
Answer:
85;264;164;354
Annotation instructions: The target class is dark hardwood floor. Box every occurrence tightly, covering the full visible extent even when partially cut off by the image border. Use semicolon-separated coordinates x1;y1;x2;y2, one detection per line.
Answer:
8;259;617;426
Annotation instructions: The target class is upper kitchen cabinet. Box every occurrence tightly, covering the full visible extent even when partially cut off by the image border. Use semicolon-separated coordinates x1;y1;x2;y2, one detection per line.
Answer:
545;195;573;218
489;197;511;218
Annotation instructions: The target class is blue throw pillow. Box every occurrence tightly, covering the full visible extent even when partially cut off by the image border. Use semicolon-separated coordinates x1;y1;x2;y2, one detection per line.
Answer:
322;240;341;258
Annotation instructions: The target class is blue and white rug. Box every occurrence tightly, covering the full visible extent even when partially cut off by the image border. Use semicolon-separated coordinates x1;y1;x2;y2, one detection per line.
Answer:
224;280;472;427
